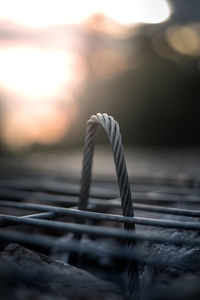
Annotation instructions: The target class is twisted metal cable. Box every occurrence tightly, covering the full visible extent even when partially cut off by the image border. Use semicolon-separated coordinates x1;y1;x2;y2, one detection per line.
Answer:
80;113;134;223
69;113;140;299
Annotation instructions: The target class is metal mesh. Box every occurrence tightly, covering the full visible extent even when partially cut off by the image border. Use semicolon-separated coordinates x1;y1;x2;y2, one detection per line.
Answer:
0;114;200;299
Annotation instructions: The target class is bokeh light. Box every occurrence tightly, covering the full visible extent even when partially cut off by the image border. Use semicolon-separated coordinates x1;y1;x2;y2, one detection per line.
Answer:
166;24;200;57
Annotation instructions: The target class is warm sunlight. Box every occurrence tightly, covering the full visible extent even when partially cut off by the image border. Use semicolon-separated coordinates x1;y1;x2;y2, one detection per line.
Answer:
0;0;95;27
0;45;85;148
0;0;171;149
0;47;72;97
0;0;171;27
101;0;170;25
2;101;76;148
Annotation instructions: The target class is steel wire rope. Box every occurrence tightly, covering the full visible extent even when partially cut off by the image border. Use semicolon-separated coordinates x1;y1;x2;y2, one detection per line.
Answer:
68;113;140;299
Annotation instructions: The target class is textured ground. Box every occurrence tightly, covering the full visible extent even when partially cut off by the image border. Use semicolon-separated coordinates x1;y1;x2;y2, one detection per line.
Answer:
0;243;122;300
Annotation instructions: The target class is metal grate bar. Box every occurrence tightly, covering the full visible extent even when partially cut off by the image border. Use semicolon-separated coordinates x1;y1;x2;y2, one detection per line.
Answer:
22;211;57;219
1;193;200;217
1;173;200;195
0;201;200;230
1;165;200;189
0;214;200;247
0;185;199;203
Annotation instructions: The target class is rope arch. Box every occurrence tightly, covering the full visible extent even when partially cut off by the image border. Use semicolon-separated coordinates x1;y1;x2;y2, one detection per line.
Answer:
70;113;140;299
79;113;134;223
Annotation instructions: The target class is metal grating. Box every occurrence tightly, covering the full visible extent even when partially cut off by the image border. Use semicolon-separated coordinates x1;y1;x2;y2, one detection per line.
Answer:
0;114;200;299
1;171;200;298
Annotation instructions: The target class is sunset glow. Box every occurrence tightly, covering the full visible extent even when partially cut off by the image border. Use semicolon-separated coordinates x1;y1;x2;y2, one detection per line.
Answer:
0;0;95;27
0;0;171;148
0;47;72;97
0;45;85;148
0;0;171;27
2;101;76;148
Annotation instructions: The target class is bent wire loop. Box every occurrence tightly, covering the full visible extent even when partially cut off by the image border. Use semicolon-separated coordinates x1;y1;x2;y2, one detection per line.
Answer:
68;113;140;299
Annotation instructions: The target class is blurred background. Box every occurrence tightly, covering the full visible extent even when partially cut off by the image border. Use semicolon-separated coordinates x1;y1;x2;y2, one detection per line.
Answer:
0;0;200;156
